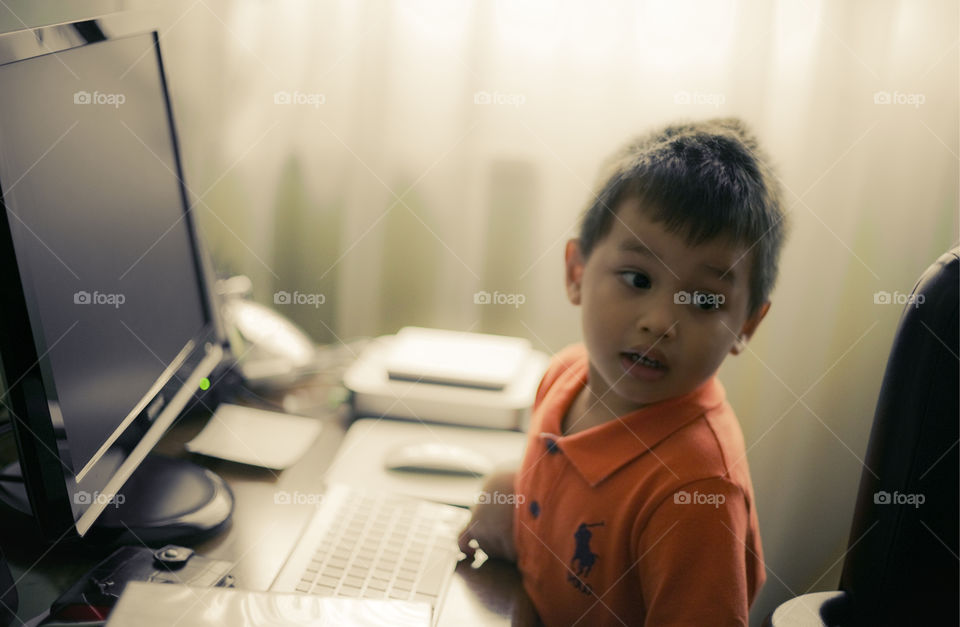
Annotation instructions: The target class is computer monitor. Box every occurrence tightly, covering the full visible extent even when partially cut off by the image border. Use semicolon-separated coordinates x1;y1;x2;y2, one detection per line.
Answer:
0;16;233;542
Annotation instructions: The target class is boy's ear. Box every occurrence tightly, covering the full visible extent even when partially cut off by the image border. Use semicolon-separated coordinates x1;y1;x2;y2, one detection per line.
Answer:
564;239;585;305
730;301;770;355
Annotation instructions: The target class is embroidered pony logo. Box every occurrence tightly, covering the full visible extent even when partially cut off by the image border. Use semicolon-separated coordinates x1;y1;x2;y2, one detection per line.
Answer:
568;521;604;595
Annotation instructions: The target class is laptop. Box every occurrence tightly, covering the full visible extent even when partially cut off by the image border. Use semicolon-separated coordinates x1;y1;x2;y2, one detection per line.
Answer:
108;582;433;627
270;483;471;625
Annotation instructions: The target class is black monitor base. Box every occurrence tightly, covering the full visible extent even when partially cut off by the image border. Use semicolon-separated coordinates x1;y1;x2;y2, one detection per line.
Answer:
0;455;233;546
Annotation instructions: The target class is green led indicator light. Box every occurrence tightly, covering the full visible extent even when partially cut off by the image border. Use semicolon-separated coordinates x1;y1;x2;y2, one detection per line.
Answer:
199;377;210;391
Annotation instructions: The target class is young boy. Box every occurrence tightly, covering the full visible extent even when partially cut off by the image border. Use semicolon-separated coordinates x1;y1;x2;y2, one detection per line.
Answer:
459;118;786;626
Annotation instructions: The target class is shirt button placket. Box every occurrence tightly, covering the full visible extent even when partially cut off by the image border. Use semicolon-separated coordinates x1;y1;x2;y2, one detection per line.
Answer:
529;500;540;518
528;437;560;524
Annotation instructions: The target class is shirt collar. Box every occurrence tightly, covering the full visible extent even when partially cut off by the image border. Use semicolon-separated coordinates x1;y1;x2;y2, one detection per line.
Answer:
537;353;726;487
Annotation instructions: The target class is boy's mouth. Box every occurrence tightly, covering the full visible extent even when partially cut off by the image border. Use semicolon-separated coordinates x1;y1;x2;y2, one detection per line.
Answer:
620;347;668;380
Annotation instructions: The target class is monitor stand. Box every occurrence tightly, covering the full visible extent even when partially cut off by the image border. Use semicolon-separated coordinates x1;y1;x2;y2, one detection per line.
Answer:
0;454;233;545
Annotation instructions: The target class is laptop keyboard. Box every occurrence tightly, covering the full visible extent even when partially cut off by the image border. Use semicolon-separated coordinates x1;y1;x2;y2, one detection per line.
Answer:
283;485;469;605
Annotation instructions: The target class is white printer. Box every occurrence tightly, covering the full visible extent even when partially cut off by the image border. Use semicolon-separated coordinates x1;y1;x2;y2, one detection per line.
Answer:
342;327;549;431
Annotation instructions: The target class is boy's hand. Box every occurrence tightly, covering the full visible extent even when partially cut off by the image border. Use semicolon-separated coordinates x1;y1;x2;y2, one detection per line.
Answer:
458;471;518;563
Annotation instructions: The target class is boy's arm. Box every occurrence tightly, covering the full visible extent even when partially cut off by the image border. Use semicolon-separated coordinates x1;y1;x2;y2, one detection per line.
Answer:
458;347;565;562
458;471;517;562
634;477;759;626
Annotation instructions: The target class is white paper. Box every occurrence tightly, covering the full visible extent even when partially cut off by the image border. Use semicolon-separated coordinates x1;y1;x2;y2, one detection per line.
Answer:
185;404;322;469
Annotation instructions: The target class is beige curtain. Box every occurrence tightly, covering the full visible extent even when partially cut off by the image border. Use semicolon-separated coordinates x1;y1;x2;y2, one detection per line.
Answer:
149;0;957;622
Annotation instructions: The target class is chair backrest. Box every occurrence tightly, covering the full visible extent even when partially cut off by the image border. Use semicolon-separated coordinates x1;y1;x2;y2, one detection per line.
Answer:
839;248;958;625
0;544;15;627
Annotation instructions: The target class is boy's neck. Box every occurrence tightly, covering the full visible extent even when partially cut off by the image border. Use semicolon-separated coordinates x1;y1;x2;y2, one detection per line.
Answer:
562;384;649;436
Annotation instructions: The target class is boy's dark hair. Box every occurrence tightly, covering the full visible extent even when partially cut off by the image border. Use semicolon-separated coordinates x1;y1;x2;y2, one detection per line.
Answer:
579;118;786;315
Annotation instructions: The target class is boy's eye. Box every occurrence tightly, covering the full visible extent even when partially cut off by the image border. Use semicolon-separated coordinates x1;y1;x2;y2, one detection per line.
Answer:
692;291;725;311
620;271;651;289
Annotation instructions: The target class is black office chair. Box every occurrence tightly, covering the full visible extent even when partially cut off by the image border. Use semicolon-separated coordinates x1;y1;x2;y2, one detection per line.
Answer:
0;545;14;627
766;248;959;627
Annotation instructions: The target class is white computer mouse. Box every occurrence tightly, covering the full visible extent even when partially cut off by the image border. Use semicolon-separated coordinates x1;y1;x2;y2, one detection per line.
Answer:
383;441;494;477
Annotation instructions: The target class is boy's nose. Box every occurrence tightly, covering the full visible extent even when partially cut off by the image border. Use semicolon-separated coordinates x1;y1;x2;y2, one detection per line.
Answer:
637;300;677;339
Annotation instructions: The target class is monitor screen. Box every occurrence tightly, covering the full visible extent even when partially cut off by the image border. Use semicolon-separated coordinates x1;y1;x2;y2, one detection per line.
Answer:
0;20;225;537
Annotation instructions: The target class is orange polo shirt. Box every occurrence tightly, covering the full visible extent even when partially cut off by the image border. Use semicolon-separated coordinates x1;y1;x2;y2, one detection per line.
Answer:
513;344;765;626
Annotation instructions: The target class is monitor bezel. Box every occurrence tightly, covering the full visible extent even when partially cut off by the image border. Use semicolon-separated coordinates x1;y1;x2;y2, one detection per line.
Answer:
0;14;227;538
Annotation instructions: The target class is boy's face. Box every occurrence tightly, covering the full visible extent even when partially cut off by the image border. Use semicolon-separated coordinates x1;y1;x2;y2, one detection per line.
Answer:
565;197;770;417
